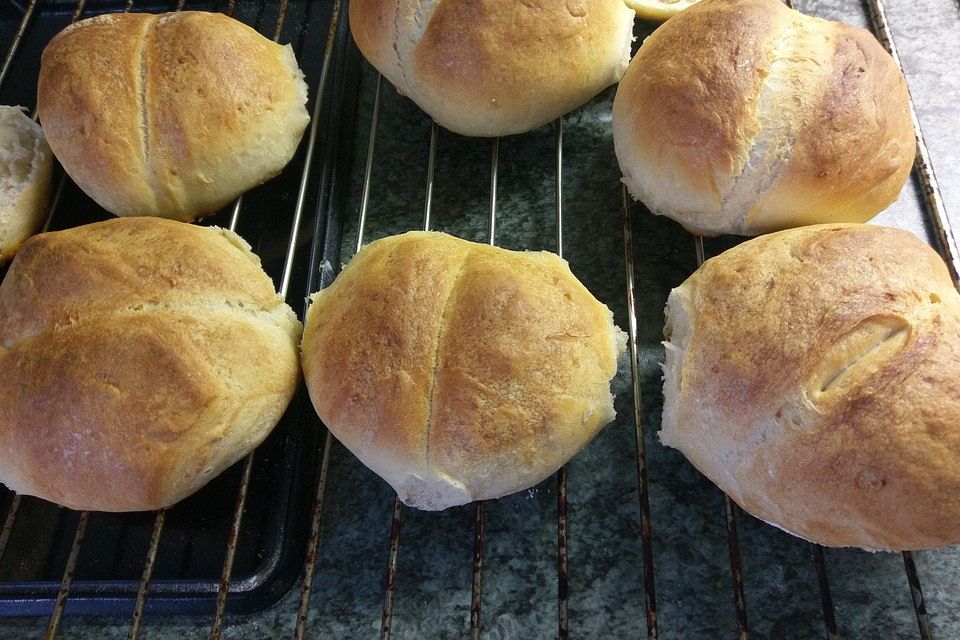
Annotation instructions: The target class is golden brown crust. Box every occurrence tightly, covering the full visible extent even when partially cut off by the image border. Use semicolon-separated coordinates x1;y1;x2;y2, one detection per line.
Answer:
301;233;469;494
0;215;280;346
0;218;302;511
614;0;784;212
302;232;624;510
749;26;916;229
37;14;157;217
613;0;916;236
430;248;622;499
662;224;960;550
37;12;309;221
348;0;404;91
350;0;635;137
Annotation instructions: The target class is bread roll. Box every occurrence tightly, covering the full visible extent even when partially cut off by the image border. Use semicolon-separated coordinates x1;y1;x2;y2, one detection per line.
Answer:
662;224;960;550
37;12;309;222
301;232;626;510
624;0;703;22
0;218;302;511
0;106;52;263
613;0;915;236
350;0;635;137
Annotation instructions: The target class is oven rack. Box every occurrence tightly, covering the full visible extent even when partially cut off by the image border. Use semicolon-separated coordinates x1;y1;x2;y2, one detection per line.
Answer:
1;0;958;638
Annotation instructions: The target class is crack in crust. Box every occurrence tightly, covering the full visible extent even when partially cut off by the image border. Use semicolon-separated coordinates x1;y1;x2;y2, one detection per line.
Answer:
423;246;472;483
135;15;159;210
718;16;800;231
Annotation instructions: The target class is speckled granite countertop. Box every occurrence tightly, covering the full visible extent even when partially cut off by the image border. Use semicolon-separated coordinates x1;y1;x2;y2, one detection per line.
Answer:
4;0;960;638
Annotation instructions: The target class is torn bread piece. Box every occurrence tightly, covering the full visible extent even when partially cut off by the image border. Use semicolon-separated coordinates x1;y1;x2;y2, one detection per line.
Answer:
0;106;52;263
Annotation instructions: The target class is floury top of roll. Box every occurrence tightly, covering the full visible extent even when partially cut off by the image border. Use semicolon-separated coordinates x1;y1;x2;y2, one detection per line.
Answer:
37;12;310;222
349;0;636;137
613;0;916;236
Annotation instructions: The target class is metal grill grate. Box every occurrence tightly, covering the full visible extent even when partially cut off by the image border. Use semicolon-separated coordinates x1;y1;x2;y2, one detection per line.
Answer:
0;0;958;638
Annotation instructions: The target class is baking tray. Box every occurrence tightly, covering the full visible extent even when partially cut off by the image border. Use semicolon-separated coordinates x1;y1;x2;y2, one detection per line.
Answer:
0;0;358;618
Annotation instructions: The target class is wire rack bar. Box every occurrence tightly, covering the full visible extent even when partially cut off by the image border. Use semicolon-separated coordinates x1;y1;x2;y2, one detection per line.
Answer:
0;0;37;92
903;551;935;640
293;433;333;640
272;0;288;41
69;0;88;23
554;117;571;640
423;122;439;228
379;497;405;640
556;465;569;639
0;494;22;565
555;118;564;256
724;496;749;640
280;0;345;299
488;139;499;245
355;75;383;249
17;0;89;118
127;510;166;640
423;123;438;229
468;501;486;640
209;455;254;640
228;196;244;232
43;511;90;640
864;0;960;285
620;186;659;640
811;545;838;640
354;76;382;254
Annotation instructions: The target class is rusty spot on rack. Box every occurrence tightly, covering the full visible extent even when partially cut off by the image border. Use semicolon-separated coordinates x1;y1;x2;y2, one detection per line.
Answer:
44;511;90;640
812;544;839;639
557;467;569;639
379;497;405;640
903;551;934;640
621;184;659;639
468;501;487;639
127;510;166;640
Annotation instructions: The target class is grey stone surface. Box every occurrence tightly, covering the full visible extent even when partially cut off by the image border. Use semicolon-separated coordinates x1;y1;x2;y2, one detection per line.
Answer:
4;0;960;637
